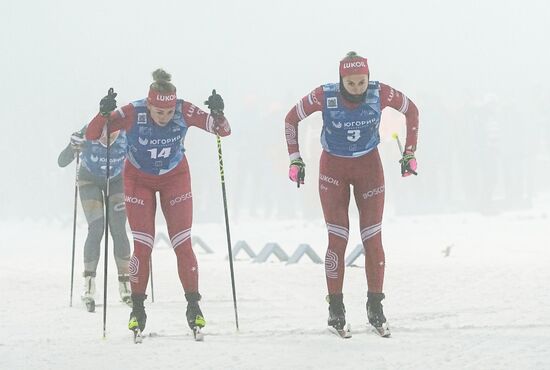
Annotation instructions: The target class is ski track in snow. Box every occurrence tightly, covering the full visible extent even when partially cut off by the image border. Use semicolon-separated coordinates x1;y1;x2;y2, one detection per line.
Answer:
1;213;549;370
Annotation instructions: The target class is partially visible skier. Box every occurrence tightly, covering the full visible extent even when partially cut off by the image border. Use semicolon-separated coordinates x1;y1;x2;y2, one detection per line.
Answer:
283;51;419;337
86;69;231;341
58;125;132;312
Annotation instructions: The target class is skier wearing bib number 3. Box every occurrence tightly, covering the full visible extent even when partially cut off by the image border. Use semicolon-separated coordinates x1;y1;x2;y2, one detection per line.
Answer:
86;69;231;341
284;52;419;337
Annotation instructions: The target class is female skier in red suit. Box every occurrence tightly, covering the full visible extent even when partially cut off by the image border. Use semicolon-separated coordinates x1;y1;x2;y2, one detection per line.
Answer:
86;69;230;339
284;52;419;337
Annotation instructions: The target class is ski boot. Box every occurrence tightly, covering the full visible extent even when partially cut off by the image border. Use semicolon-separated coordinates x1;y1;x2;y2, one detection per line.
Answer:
367;292;391;337
327;293;351;338
81;271;96;313
118;274;132;307
128;293;147;343
185;292;206;341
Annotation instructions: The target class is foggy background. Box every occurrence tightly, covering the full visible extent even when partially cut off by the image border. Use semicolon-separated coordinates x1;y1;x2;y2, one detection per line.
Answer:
1;0;549;225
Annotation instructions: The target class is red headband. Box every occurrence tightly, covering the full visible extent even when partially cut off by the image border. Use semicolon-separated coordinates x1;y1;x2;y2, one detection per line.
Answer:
148;88;177;108
339;57;369;77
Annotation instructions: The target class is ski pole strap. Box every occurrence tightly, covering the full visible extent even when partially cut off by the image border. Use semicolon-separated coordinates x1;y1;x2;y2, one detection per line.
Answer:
399;152;417;176
290;158;306;187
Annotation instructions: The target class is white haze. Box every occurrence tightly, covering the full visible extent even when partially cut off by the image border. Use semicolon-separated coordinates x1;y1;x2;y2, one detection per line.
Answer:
1;0;549;223
1;2;550;369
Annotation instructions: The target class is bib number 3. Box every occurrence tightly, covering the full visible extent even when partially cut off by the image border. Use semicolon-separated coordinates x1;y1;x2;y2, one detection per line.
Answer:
347;129;361;142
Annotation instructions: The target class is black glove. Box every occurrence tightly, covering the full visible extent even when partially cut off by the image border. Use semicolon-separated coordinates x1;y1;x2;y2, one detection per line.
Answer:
399;150;418;177
99;88;117;116
70;131;85;150
204;89;224;116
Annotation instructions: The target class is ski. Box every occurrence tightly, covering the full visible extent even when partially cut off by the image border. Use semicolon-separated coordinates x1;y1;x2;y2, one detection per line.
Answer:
121;296;133;308
82;297;95;313
371;323;391;338
328;323;352;339
145;330;204;341
133;329;143;344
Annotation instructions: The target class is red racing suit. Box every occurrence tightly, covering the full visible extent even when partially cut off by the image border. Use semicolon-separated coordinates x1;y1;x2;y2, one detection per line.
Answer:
285;82;418;294
87;100;231;295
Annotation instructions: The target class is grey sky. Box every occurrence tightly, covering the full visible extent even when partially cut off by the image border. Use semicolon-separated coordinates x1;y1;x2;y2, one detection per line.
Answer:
1;0;548;221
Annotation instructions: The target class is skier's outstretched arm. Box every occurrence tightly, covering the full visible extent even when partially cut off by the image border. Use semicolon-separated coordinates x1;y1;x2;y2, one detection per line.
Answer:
379;82;419;152
86;89;134;140
185;92;231;137
58;125;86;167
284;86;324;186
380;82;419;176
284;86;324;160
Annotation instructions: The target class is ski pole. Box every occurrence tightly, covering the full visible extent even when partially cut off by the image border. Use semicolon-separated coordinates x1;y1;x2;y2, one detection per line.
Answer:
392;132;404;155
216;134;239;331
392;132;417;176
102;119;112;339
149;255;155;303
69;153;80;307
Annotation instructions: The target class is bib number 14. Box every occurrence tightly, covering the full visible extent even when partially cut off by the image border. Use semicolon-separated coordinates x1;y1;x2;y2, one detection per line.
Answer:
147;147;171;159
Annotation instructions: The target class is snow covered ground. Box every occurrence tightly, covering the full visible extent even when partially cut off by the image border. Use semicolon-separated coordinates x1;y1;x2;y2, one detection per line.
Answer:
1;210;549;370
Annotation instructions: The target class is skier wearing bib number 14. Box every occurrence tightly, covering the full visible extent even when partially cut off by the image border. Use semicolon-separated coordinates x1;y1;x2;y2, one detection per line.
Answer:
284;51;419;338
86;69;231;342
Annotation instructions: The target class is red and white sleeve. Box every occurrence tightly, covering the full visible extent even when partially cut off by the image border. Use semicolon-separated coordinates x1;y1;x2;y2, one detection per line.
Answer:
284;86;324;159
85;104;135;140
183;101;231;137
379;82;419;152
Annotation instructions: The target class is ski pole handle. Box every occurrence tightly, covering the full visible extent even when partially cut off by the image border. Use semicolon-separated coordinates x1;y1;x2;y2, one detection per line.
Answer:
391;132;404;155
393;132;418;176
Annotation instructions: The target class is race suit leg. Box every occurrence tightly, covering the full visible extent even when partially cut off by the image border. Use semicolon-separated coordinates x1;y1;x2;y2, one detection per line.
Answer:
158;158;198;294
319;151;352;295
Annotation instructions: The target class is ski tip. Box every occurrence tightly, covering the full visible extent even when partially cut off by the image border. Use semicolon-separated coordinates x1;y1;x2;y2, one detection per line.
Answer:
372;324;391;338
85;300;96;313
133;329;144;344
328;324;352;339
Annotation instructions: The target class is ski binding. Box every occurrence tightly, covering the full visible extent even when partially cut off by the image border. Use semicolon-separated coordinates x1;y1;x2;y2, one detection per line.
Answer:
328;323;352;338
82;297;95;313
193;326;204;341
133;329;143;344
372;323;391;338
